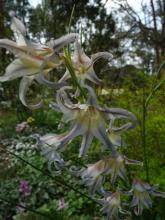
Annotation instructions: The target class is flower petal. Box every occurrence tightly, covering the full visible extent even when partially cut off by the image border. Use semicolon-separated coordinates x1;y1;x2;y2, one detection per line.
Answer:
58;70;70;83
100;192;120;220
107;129;121;147
93;125;117;155
56;124;85;151
37;71;65;89
125;158;143;166
88;176;105;196
0;39;42;63
150;190;165;198
9;11;26;37
19;76;43;109
40;144;65;172
40;133;64;147
47;33;78;51
80;160;107;195
0;59;38;82
56;88;78;120
105;108;138;129
73;41;91;65
83;85;98;106
142;193;152;209
9;11;27;46
0;39;24;55
134;205;143;216
86;69;102;84
79;132;93;157
131;195;139;207
91;52;113;63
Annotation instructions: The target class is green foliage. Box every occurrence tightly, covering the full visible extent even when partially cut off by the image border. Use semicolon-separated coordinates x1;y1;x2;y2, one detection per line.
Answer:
0;1;165;219
32;110;62;130
0;134;101;219
0;73;165;219
0;110;18;138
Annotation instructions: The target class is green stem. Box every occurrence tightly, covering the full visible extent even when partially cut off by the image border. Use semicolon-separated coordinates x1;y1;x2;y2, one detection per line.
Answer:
145;79;164;108
62;51;87;99
142;88;149;182
65;5;87;100
141;61;165;181
68;4;75;33
67;4;75;57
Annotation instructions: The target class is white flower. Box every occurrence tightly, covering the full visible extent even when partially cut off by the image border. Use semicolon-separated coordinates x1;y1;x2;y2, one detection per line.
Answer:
59;40;112;85
81;154;142;195
0;12;78;108
39;133;66;171
131;178;165;215
47;86;137;158
100;192;121;220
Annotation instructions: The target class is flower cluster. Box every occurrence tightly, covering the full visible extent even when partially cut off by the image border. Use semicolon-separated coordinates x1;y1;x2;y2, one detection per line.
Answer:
19;180;30;197
0;12;165;219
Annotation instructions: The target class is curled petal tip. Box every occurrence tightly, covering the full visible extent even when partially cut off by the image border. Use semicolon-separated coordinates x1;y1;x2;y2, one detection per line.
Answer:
10;13;27;37
91;52;113;63
0;76;10;82
9;11;15;17
19;76;43;109
48;33;79;51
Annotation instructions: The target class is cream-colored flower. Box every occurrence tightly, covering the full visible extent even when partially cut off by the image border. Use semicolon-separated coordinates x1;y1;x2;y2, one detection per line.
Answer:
81;154;142;195
131;178;165;215
52;87;137;157
107;122;134;147
59;40;112;85
100;192;121;220
0;12;78;108
39;133;66;171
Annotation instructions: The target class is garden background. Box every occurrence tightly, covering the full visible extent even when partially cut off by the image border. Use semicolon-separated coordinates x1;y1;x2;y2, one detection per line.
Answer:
0;0;165;219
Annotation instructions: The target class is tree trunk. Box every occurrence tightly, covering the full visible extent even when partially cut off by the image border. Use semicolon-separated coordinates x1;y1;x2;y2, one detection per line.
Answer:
150;0;160;66
0;0;6;72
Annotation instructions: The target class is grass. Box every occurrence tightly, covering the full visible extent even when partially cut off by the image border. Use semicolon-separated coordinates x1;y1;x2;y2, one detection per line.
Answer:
0;110;19;138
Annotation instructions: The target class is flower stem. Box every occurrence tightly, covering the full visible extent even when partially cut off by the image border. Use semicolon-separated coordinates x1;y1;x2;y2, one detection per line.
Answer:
62;49;87;99
142;88;149;182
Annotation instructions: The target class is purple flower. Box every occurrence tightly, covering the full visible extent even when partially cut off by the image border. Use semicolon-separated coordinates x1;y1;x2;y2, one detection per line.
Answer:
57;197;68;210
19;180;30;197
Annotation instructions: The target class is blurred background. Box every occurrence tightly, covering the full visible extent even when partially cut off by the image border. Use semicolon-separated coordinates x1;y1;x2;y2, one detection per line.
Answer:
0;0;165;219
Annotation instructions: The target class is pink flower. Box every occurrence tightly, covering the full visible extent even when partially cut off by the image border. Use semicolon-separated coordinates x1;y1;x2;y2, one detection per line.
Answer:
57;197;68;210
19;180;30;197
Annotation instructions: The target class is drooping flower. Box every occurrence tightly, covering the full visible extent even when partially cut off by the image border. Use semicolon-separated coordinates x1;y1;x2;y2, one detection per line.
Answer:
19;180;30;197
107;122;133;147
81;159;108;195
39;133;66;171
131;178;165;215
81;154;142;195
44;87;137;158
99;192;121;220
0;12;78;108
59;40;112;85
